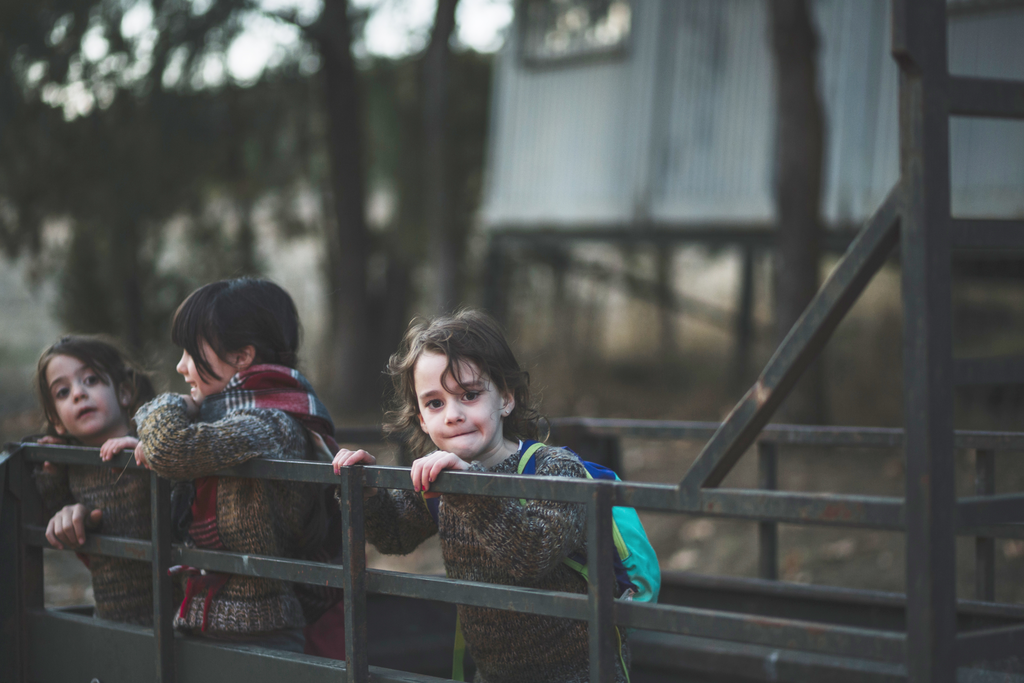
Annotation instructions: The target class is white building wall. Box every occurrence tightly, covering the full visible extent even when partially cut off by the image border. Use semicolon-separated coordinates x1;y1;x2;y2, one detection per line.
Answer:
481;0;1024;231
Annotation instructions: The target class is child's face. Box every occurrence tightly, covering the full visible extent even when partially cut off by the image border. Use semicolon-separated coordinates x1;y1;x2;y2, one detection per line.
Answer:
45;354;130;446
176;339;238;405
415;352;515;464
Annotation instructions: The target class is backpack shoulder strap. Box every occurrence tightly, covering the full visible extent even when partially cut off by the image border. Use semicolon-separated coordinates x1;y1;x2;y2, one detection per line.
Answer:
420;493;440;526
516;441;546;505
516;441;546;475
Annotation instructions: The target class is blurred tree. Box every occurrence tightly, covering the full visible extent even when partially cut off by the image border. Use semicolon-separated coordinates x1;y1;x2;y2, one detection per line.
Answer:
0;0;305;353
770;0;827;424
423;0;460;314
0;0;493;416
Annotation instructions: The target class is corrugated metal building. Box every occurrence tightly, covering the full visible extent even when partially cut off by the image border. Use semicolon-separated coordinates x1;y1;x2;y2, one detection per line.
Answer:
481;0;1024;235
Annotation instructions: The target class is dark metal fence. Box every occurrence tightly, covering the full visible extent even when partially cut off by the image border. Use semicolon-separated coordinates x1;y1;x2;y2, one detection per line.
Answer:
3;418;1024;683
3;1;1024;682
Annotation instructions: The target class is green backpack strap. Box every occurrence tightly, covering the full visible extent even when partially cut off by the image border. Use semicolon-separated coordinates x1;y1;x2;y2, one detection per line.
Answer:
516;441;547;504
452;612;467;681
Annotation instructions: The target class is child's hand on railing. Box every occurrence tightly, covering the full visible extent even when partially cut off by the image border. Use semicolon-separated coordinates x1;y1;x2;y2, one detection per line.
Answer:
411;451;469;498
45;504;102;550
133;441;151;469
36;435;67;474
99;436;139;463
333;448;378;498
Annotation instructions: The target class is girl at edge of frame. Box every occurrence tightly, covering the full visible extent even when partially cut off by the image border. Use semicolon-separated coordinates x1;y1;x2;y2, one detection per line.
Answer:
132;277;344;657
33;334;157;625
332;309;631;683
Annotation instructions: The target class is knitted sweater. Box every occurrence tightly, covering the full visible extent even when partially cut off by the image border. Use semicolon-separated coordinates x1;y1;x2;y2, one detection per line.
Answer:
135;393;317;635
35;462;153;625
356;444;630;683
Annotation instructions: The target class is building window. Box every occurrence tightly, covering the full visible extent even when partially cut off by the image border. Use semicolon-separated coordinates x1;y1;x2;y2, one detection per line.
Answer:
520;0;632;66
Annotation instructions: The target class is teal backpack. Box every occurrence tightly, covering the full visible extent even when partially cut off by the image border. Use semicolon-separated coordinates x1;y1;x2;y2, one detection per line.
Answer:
424;441;661;681
516;441;660;605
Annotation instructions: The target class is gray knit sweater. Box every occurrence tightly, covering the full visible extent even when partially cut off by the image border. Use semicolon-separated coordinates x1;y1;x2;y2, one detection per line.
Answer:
135;393;317;635
356;444;630;683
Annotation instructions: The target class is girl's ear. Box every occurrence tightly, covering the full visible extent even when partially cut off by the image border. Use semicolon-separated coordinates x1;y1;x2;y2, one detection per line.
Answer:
53;420;67;436
118;384;132;409
501;394;516;417
231;345;257;371
418;411;430;434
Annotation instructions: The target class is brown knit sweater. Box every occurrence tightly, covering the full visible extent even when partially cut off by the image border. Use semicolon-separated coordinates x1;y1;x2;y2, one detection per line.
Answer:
135;393;318;635
354;444;630;683
35;462;153;625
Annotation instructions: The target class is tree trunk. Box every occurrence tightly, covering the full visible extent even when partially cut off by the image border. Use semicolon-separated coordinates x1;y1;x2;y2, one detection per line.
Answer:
320;0;371;412
423;0;460;314
120;220;144;353
655;246;675;360
770;0;826;424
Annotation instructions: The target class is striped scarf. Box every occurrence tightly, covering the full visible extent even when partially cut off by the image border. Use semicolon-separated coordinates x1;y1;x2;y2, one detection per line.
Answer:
198;364;339;452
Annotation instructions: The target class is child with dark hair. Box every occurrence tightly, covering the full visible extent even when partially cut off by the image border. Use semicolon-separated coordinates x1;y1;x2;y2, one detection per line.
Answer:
33;334;156;625
133;277;341;654
333;310;631;683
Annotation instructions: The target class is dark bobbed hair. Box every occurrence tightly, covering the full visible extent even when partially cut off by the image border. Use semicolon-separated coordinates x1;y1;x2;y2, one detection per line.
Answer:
385;309;541;456
35;335;156;437
171;278;301;381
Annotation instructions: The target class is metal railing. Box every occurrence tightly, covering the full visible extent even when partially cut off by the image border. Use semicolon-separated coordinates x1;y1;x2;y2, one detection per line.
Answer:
3;419;1024;683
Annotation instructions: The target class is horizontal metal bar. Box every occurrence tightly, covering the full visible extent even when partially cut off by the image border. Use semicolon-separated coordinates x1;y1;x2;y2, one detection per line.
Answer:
19;443;140;469
367;570;589;620
28;609;448;683
366;466;597;503
551;418;722;442
951;219;1024;253
949;76;1024;120
959;493;1024;527
954;431;1024;451
694;489;904;530
488;223;862;253
954;355;1024;386
631;631;907;683
969;524;1024;540
948;0;1024;18
956;622;1024;666
553;419;1024;451
615;600;906;663
24;525;152;561
176;547;347;588
660;570;1024;628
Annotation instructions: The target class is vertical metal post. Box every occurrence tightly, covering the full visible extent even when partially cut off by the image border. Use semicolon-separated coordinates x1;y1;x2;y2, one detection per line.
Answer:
0;451;16;683
733;246;756;389
974;449;996;602
587;482;616;683
151;473;176;683
340;466;368;683
892;0;957;680
16;452;44;683
757;441;779;581
482;236;509;327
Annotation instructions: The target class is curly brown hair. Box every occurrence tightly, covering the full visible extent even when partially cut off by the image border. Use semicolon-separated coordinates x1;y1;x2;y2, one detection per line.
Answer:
35;334;156;438
385;310;542;456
